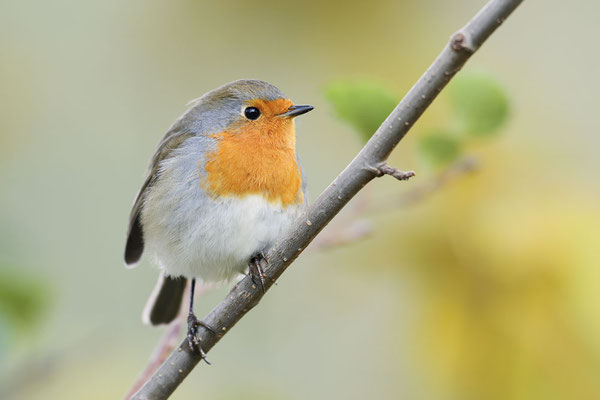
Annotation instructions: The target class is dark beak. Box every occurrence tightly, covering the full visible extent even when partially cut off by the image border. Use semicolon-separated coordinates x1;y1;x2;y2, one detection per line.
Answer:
278;104;314;118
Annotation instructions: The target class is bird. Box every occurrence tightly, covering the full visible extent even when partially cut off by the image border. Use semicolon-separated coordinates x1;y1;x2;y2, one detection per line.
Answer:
124;79;313;359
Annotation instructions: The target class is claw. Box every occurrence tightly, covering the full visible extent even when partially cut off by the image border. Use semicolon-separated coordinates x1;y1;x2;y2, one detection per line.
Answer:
187;313;215;364
248;253;267;293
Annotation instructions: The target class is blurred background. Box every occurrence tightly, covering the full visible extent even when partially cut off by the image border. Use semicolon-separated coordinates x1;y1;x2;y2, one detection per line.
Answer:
1;0;599;399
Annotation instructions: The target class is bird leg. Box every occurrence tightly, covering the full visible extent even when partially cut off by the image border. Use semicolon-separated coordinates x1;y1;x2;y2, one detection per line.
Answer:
186;278;215;364
248;252;267;293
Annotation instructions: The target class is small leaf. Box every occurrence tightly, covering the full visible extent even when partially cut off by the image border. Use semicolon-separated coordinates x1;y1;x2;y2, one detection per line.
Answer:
324;79;398;143
448;72;509;137
419;132;462;167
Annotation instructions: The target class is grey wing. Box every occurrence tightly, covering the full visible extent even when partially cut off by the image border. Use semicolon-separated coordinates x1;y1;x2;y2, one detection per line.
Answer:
124;130;194;267
124;174;153;266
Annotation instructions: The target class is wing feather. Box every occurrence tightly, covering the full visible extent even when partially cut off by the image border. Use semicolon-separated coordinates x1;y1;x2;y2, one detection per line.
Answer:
124;130;194;266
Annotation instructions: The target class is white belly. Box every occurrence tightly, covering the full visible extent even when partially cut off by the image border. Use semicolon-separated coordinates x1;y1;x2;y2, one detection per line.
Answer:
145;194;302;281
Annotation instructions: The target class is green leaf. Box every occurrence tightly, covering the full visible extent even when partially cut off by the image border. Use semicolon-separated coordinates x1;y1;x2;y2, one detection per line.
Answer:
448;72;509;137
419;132;462;167
324;79;398;143
0;268;50;333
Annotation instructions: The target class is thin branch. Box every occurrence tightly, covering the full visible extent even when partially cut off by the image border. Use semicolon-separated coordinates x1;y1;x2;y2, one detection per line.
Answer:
123;285;187;399
130;1;523;398
124;319;184;400
123;283;214;399
381;155;479;211
376;163;416;181
308;218;374;251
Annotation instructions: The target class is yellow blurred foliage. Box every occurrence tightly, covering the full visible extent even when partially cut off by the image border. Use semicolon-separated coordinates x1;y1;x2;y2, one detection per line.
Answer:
392;155;600;399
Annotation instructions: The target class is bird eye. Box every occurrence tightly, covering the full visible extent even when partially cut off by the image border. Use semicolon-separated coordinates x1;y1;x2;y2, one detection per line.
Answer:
244;107;261;120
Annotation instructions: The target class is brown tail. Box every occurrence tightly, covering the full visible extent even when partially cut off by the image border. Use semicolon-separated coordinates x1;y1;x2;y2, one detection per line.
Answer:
142;275;187;325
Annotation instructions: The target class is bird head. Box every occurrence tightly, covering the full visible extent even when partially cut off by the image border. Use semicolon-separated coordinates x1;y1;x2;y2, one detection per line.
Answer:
175;80;313;144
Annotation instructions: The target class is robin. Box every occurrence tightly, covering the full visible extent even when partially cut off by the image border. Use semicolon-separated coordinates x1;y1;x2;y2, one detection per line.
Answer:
124;80;313;359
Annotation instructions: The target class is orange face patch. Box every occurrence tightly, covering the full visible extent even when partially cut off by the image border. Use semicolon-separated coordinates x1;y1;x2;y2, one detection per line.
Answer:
202;98;304;207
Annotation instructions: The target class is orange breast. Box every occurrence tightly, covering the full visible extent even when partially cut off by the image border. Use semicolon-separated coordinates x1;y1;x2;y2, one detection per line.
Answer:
202;110;303;207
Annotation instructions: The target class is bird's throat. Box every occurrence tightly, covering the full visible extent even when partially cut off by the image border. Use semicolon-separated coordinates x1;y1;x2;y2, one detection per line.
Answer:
202;124;303;207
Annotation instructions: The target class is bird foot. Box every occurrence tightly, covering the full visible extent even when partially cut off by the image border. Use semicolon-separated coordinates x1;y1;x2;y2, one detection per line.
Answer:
248;252;267;293
187;312;215;364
